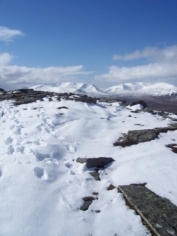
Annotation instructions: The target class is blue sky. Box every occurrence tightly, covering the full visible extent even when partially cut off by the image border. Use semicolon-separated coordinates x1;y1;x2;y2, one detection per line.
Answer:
0;0;177;89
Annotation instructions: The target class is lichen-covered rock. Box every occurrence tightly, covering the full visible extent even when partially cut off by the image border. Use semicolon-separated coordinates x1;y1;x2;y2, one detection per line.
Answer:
76;157;87;164
118;184;177;236
114;129;159;147
127;129;159;143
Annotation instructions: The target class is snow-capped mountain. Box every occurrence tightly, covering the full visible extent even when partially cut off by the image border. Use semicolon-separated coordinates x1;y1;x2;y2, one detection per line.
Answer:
31;82;106;95
105;82;177;97
31;82;177;99
140;83;177;96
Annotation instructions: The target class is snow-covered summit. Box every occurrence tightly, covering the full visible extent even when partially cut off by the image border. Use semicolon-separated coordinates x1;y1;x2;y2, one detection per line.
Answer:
105;82;177;97
31;82;105;95
31;82;177;98
141;83;177;96
104;82;150;93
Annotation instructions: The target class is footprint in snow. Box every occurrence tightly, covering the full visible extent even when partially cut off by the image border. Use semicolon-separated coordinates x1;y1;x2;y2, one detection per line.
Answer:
33;167;44;179
5;137;13;145
67;145;76;153
65;162;73;169
8;145;14;154
65;162;75;175
0;169;2;177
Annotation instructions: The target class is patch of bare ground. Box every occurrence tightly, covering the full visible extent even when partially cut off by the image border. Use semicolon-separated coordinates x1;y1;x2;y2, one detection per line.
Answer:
112;95;177;114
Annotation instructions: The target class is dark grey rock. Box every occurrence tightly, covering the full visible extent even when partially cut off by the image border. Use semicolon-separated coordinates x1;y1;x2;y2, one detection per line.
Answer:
86;157;115;169
57;106;68;109
80;196;95;211
118;184;177;236
0;88;5;92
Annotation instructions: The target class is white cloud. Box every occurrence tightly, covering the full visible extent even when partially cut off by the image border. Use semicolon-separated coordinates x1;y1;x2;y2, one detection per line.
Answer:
96;45;177;83
0;53;13;65
112;45;177;63
0;26;24;42
0;57;92;89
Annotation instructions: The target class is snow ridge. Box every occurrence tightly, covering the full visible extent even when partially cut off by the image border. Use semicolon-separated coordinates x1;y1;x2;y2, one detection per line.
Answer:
31;82;177;97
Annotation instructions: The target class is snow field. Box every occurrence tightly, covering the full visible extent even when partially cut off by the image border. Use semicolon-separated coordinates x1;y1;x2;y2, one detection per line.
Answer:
0;98;177;235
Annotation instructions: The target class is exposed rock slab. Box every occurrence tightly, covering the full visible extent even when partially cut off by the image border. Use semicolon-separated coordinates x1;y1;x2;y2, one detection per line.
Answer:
86;157;115;169
114;127;177;147
118;184;177;236
114;129;159;147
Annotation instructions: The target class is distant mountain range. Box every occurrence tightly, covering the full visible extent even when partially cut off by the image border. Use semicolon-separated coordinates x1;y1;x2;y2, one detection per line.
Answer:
31;82;177;99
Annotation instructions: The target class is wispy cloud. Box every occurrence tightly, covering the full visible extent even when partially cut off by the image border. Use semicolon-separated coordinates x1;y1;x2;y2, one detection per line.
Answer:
96;45;177;83
0;55;92;89
0;26;24;42
112;45;177;63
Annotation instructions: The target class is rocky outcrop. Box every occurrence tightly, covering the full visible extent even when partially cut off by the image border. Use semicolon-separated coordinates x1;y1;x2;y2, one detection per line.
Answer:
0;89;97;105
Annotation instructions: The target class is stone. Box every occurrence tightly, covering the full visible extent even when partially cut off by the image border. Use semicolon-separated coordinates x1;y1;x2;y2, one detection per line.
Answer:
118;184;177;236
80;196;95;211
86;157;115;169
76;157;87;164
57;106;68;109
107;184;116;190
89;171;100;181
92;192;99;195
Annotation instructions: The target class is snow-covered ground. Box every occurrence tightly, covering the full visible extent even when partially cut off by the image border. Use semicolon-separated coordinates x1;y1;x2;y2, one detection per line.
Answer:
0;96;177;236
